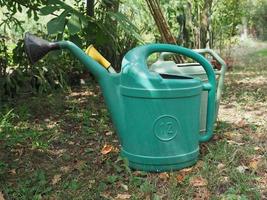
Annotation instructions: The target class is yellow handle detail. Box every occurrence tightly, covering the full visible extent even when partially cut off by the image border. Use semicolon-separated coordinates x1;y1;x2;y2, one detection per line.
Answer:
85;45;111;69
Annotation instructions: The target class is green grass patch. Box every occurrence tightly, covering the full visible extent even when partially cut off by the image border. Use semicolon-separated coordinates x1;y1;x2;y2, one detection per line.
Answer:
251;49;267;57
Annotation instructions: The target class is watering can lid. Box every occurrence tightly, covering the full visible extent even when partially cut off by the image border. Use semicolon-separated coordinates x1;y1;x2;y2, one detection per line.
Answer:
150;60;207;77
120;44;203;90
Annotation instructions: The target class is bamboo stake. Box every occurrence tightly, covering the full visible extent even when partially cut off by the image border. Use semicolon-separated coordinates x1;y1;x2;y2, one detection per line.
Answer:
145;0;183;63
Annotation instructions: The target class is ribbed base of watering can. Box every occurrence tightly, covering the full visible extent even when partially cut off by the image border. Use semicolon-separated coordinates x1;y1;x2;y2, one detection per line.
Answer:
121;149;199;172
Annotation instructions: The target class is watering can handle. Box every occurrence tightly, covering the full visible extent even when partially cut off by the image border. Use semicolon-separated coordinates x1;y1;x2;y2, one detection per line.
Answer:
124;44;216;142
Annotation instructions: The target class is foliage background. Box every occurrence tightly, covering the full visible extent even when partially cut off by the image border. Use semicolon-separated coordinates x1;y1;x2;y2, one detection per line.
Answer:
0;0;267;98
0;1;267;199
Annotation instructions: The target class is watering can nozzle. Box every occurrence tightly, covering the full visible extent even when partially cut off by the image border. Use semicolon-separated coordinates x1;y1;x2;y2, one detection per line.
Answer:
86;45;111;68
85;45;116;73
24;32;109;80
24;32;60;64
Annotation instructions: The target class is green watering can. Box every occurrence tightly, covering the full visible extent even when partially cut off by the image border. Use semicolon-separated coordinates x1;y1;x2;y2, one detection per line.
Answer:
24;33;216;172
150;50;227;133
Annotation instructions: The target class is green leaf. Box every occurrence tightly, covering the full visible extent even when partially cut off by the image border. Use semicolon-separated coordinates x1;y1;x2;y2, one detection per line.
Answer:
67;13;81;35
34;12;39;21
40;5;60;15
47;11;69;35
27;9;32;18
107;11;143;43
47;18;64;35
18;5;22;12
69;34;83;47
48;0;70;10
47;0;90;26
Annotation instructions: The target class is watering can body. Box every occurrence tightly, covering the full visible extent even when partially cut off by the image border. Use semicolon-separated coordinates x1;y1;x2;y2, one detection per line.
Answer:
24;33;216;172
116;45;216;171
119;77;203;171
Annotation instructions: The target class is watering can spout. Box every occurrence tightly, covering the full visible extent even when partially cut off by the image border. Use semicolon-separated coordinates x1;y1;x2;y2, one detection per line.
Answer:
24;33;60;64
24;32;109;80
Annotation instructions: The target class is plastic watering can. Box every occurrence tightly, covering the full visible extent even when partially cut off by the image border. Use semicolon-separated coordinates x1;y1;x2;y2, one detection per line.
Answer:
24;33;216;172
150;49;228;133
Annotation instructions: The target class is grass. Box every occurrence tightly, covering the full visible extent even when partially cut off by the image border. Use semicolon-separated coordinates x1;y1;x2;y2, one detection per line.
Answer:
0;46;267;199
252;49;267;57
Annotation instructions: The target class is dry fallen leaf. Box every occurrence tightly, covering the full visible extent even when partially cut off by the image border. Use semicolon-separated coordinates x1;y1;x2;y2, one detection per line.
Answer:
249;157;261;170
105;131;113;136
258;173;267;185
115;193;131;200
0;191;5;200
217;163;225;170
112;147;120;153
101;144;113;155
52;174;62;185
227;140;245;146
237;119;246;128
224;132;243;142
193;187;210;200
132;171;148;177
180;167;193;174
254;146;261;151
159;172;169;181
249;160;259;170
120;183;128;191
190;176;208;187
194;160;204;169
100;192;111;199
176;174;185;183
9;169;16;175
60;166;71;173
224;131;233;139
236;165;248;173
88;180;96;189
74;160;86;170
220;176;229;183
132;171;142;176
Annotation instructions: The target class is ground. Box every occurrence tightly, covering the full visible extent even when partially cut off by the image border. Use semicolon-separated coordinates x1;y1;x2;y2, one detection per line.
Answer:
0;41;266;199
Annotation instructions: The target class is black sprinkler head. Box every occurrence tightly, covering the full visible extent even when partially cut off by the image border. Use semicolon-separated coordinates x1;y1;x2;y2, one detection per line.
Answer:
24;32;60;64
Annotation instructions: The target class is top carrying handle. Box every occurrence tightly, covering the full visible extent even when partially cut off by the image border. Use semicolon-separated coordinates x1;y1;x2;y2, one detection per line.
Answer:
124;44;216;142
